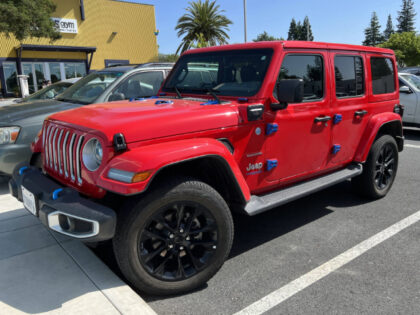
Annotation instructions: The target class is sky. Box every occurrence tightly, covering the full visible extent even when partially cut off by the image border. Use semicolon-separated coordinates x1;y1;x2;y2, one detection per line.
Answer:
126;0;420;54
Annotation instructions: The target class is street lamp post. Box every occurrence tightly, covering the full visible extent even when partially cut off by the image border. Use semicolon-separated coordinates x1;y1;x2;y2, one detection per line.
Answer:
243;0;247;42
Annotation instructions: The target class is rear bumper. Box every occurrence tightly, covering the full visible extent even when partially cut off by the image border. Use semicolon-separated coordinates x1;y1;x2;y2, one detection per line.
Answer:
10;165;116;242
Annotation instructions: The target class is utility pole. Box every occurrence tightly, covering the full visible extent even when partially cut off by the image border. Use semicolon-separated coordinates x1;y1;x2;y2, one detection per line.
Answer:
243;0;247;42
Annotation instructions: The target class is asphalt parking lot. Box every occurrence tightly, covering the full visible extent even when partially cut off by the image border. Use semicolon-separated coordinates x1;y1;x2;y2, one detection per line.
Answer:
2;129;419;315
138;128;420;315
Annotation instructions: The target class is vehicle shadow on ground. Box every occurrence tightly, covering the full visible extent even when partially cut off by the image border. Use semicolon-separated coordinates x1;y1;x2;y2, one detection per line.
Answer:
0;177;9;196
141;180;371;302
403;128;420;142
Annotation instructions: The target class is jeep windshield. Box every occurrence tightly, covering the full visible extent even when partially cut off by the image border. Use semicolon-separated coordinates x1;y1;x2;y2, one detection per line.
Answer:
57;71;123;104
163;49;273;97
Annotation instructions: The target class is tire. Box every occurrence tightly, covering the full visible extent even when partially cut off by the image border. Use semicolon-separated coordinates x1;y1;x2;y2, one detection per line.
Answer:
113;178;234;295
352;135;398;199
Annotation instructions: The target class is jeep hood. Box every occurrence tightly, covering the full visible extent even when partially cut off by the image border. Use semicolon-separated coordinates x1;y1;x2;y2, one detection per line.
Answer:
49;98;240;144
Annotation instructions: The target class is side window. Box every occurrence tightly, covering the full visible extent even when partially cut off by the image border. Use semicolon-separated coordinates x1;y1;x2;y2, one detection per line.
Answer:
334;56;364;98
113;71;164;100
275;54;324;102
370;57;396;95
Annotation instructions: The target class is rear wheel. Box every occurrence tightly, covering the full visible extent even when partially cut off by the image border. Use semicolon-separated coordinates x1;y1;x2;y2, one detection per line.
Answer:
113;178;234;295
352;135;398;199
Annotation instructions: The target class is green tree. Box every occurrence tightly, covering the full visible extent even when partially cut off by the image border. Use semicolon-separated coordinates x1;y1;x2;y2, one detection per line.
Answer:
363;12;384;46
380;32;420;66
175;0;232;54
0;0;60;42
287;18;298;40
253;31;282;42
383;14;395;41
301;16;314;41
158;53;179;62
397;0;416;33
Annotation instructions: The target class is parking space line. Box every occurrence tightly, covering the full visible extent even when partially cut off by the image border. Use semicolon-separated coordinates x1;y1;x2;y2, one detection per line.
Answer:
234;210;420;315
404;144;420;149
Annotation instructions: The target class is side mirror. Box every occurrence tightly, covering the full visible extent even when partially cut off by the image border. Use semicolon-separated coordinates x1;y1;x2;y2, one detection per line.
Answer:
399;85;412;94
108;92;125;101
271;79;304;111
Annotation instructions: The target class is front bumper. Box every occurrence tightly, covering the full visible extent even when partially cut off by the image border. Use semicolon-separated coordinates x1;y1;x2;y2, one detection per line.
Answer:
0;143;32;176
10;165;116;242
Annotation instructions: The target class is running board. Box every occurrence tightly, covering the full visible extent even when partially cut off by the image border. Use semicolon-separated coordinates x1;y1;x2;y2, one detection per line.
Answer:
244;164;363;216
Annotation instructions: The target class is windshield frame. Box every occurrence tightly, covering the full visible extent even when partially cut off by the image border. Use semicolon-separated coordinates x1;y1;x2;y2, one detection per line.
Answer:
162;48;274;98
56;71;124;104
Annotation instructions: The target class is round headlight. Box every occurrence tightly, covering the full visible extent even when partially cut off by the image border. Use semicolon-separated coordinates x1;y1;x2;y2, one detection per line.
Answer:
82;138;103;171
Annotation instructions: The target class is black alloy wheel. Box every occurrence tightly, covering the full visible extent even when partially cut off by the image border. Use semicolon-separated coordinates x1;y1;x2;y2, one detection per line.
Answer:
113;178;234;295
374;143;396;190
352;134;399;199
139;202;218;281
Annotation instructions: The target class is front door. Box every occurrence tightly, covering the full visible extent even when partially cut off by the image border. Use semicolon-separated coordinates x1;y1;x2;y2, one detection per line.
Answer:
265;51;332;184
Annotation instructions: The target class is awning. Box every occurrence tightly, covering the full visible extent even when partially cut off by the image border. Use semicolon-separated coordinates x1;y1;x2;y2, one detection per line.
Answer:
15;44;96;73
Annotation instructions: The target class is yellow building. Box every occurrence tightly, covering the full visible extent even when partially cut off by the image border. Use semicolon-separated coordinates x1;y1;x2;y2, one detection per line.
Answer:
0;0;158;97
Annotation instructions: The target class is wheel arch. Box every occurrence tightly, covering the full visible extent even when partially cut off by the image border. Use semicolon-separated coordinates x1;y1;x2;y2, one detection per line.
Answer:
354;113;403;163
147;155;248;210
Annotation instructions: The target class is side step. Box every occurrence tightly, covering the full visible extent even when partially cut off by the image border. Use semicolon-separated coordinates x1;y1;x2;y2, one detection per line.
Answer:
244;163;363;216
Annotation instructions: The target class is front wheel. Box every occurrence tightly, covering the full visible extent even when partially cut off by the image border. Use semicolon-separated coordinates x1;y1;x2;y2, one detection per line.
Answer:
352;135;398;199
113;179;234;295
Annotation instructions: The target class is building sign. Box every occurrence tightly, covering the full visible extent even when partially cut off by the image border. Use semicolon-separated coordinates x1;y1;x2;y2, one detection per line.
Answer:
52;18;78;34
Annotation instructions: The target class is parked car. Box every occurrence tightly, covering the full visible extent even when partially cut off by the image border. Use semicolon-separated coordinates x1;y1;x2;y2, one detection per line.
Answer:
0;78;80;108
399;66;420;76
0;63;173;176
398;72;420;128
10;42;403;295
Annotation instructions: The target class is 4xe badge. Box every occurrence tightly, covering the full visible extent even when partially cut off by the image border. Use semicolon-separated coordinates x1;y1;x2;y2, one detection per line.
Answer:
246;162;263;175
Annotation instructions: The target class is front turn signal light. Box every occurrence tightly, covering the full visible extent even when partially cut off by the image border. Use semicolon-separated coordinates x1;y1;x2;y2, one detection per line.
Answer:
132;171;151;183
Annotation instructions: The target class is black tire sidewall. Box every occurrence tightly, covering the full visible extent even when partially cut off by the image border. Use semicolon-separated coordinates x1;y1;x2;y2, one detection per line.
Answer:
364;135;399;198
113;179;234;295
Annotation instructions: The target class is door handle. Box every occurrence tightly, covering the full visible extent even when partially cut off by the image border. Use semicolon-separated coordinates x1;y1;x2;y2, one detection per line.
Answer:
354;110;368;117
314;116;332;123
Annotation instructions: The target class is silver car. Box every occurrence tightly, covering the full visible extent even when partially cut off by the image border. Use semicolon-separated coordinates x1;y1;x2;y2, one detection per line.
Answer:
399;73;420;128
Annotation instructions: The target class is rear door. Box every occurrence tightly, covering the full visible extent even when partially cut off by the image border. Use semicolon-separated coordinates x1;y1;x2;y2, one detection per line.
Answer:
328;52;369;165
398;76;418;123
265;50;332;184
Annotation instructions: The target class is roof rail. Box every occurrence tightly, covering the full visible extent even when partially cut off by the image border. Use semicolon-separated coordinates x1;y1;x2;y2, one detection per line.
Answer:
134;62;175;68
106;63;142;68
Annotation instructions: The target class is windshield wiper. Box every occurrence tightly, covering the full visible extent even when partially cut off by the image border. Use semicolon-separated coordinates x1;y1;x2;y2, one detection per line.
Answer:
57;97;89;105
206;88;221;104
167;86;182;98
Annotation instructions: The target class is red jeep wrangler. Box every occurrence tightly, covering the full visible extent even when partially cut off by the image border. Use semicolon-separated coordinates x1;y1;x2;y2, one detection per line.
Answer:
10;41;404;295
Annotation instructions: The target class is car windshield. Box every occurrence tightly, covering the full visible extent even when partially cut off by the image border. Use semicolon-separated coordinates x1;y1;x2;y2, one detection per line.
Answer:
401;74;420;91
24;82;72;102
163;49;273;97
57;71;123;104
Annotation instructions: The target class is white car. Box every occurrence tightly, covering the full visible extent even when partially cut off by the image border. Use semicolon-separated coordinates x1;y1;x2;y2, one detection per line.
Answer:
398;72;420;128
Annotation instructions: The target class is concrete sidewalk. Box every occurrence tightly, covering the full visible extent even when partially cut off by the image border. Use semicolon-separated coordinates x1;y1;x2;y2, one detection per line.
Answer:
0;178;156;315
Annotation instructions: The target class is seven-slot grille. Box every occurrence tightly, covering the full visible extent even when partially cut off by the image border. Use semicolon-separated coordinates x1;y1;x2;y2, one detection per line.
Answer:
42;122;85;184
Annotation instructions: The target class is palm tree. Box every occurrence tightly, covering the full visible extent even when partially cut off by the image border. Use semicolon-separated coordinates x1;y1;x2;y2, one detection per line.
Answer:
175;0;233;54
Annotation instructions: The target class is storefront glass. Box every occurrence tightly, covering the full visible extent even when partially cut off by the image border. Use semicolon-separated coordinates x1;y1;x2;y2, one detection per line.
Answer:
22;63;35;93
2;62;18;94
65;63;86;79
49;62;62;83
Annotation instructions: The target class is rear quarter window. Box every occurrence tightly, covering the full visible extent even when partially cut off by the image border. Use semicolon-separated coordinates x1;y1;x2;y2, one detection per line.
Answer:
370;57;396;95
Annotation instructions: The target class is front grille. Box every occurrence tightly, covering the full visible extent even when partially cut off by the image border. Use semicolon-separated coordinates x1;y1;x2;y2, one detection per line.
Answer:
43;122;85;184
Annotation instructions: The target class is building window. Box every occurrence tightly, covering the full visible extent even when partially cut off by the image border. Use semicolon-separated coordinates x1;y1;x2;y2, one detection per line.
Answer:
49;62;62;83
65;63;86;79
2;62;18;94
334;56;364;98
371;57;395;95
